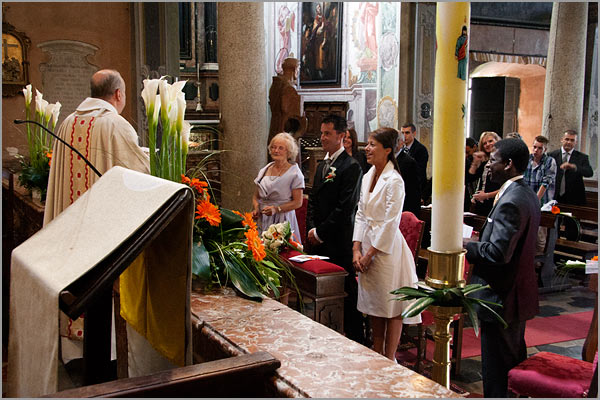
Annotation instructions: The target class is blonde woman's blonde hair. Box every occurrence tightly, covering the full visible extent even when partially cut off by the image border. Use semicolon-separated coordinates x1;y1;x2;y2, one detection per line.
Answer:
478;131;501;154
269;132;299;163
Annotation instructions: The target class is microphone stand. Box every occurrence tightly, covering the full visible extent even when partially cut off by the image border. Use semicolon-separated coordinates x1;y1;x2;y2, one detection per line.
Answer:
14;119;102;178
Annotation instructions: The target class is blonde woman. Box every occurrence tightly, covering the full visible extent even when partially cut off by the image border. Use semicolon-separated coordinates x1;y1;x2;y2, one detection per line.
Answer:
252;132;305;243
469;131;501;216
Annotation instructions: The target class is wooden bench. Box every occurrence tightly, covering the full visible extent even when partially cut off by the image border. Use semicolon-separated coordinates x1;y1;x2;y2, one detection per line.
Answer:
554;203;598;261
46;351;281;397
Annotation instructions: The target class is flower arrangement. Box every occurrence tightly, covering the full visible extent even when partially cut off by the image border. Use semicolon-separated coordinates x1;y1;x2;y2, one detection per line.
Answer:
15;84;61;199
141;77;191;182
391;281;507;335
261;221;304;253
550;204;582;241
182;174;297;300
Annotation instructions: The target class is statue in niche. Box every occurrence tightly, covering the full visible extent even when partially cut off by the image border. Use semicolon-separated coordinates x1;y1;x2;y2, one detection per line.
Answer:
268;57;303;144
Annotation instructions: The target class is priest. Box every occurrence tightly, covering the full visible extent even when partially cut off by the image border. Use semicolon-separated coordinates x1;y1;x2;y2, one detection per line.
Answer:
44;68;149;225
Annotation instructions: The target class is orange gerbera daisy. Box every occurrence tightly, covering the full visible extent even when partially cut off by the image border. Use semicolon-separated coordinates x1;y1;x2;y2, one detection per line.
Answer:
46;151;52;166
190;178;209;194
181;174;191;185
195;199;221;226
245;228;266;261
241;212;257;230
551;205;561;214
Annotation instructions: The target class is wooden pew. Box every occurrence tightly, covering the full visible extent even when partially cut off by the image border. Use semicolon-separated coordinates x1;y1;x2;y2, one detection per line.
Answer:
46;351;280;398
554;203;598;261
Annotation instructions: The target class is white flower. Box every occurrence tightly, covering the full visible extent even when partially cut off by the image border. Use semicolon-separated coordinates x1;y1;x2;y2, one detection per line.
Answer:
22;84;32;106
43;102;55;124
176;92;186;133
181;121;191;148
51;102;61;127
141;78;162;119
35;89;47;115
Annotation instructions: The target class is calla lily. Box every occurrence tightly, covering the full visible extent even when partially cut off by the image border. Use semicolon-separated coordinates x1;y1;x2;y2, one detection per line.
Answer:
181;121;191;149
176;92;186;133
22;84;32;106
51;102;61;128
35;90;46;114
43;102;54;124
159;79;170;123
152;94;161;121
141;78;162;119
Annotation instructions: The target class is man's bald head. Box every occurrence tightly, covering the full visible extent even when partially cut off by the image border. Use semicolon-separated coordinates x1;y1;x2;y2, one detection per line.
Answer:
91;69;126;113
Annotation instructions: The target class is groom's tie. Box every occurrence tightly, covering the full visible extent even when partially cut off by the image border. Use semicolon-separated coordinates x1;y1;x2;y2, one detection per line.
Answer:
321;158;332;179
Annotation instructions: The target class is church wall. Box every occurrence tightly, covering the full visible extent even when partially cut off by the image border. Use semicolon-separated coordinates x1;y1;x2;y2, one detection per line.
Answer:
2;2;133;167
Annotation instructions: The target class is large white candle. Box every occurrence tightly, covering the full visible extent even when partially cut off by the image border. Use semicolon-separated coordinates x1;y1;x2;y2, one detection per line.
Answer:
430;3;470;252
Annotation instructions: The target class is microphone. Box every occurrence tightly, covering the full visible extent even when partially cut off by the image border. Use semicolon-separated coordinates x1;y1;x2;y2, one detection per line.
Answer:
14;119;102;178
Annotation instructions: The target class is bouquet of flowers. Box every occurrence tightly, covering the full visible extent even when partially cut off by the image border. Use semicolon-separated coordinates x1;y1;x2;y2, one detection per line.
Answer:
261;221;303;253
15;85;61;199
181;174;297;301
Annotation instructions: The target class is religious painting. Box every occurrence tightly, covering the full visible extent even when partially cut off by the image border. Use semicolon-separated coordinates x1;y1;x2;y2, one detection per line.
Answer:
274;2;298;75
2;21;31;97
300;2;343;86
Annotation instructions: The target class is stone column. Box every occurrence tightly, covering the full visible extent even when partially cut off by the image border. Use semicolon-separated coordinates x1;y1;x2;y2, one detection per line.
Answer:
218;3;268;210
542;3;588;151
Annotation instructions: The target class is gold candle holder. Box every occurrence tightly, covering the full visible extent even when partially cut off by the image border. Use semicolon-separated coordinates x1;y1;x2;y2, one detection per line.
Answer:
425;248;466;388
425;248;466;289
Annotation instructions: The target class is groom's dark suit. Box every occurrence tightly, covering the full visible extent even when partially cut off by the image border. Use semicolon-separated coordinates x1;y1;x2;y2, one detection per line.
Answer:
466;178;540;397
307;150;363;342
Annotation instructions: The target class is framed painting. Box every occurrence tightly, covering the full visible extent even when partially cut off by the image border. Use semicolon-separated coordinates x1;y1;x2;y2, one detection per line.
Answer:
2;21;31;97
299;2;342;86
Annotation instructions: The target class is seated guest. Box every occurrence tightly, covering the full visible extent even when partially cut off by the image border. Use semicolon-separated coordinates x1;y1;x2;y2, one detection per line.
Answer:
393;129;421;217
470;131;501;216
464;137;478;211
344;127;369;173
252;132;305;243
352;128;421;360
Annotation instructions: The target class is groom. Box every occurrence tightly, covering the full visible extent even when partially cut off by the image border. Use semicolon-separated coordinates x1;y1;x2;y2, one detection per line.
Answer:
306;114;364;344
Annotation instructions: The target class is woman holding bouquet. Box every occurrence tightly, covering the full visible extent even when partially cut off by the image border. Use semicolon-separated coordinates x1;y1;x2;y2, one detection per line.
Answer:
352;128;421;361
252;132;305;244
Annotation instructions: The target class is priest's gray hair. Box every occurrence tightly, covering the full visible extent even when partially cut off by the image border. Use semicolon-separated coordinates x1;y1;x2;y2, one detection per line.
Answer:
269;132;299;163
91;69;125;99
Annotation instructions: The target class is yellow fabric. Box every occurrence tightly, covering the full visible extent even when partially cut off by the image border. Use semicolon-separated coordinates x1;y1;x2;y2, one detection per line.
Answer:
120;245;188;366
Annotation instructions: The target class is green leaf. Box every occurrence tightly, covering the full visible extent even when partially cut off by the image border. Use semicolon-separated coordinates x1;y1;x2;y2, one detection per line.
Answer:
401;296;436;318
192;242;211;281
223;256;263;301
220;208;243;229
461;299;479;335
390;287;431;298
477;301;508;329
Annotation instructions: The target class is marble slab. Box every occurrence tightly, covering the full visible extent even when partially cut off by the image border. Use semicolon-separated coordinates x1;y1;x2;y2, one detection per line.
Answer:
191;287;461;398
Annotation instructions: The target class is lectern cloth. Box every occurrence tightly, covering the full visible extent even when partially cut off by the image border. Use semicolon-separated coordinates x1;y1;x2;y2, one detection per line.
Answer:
8;167;193;397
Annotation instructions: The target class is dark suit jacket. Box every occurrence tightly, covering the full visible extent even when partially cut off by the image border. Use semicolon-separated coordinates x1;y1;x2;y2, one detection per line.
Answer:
548;149;593;205
396;151;421;217
466;179;541;324
407;139;429;198
307;151;362;269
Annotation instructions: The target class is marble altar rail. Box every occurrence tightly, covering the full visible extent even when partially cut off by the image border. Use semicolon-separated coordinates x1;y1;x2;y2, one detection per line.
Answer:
190;287;461;398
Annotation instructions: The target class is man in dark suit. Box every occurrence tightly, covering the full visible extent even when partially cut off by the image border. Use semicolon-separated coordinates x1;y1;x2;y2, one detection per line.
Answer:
393;129;421;217
401;123;429;202
548;130;594;206
466;138;541;398
306;114;364;343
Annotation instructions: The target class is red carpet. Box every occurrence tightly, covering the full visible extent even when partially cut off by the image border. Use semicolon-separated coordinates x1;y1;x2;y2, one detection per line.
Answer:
397;311;593;362
460;311;593;358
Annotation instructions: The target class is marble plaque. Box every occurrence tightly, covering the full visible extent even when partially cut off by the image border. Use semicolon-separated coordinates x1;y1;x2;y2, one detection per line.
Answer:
38;40;99;122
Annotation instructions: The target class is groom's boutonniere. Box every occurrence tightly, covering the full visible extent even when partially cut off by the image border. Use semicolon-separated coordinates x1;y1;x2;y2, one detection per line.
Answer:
324;166;337;183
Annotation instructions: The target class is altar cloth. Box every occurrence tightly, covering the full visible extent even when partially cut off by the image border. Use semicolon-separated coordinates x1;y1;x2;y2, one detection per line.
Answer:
8;167;193;397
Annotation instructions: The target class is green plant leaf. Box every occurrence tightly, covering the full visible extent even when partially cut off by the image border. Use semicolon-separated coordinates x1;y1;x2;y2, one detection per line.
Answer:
477;301;508;329
401;296;436;318
223;254;263;301
390;287;431;298
191;241;211;281
461;298;479;335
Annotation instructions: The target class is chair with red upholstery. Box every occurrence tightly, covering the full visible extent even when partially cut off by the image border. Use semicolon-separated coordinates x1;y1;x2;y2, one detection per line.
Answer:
507;351;598;398
397;211;469;374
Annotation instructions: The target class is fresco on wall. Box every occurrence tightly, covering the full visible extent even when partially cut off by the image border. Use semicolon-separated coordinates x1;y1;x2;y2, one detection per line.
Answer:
274;2;299;75
348;2;378;85
376;2;400;129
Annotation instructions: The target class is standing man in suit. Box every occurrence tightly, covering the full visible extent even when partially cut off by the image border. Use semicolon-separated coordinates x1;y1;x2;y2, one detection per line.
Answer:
466;138;541;397
548;130;594;205
401;123;429;202
393;129;421;217
306;114;364;344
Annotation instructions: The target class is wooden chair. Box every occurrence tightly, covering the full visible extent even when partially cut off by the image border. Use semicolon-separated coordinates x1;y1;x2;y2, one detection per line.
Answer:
46;351;281;398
